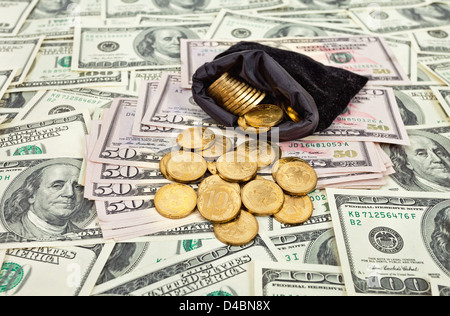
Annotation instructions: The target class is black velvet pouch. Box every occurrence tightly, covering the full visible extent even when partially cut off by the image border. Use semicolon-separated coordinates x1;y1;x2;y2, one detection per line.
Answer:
192;41;369;141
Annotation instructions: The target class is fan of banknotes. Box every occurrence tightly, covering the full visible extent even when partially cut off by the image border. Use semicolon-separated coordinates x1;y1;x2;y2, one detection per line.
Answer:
0;0;449;297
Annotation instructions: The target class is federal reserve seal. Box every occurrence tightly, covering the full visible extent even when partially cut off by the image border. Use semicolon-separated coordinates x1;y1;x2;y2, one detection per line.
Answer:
369;227;404;254
98;41;120;52
231;28;251;38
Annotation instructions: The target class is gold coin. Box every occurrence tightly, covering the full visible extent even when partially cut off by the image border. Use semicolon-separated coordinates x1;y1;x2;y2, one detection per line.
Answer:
219;79;249;105
223;85;254;112
226;86;257;111
216;151;258;183
197;184;241;223
210;76;241;104
236;140;281;168
166;151;207;183
271;157;308;180
154;183;197;219
213;210;259;246
239;91;267;116
274;194;313;225
275;160;318;195
281;102;302;123
197;174;240;195
237;116;271;135
241;179;285;216
159;151;178;181
201;136;233;160
244;104;284;128
176;127;216;151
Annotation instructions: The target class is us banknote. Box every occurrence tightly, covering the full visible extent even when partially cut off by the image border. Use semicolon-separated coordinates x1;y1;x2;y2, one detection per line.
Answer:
0;110;90;160
92;234;282;296
0;157;104;249
431;86;450;117
326;188;450;296
381;122;450;193
0;69;17;102
0;0;38;35
263;0;426;11
254;261;346;296
304;87;410;146
89;98;176;169
0;36;44;85
11;40;128;92
0;243;114;296
420;58;450;86
410;26;450;54
350;1;450;35
101;0;287;19
72;23;211;71
180;36;410;88
393;85;450;126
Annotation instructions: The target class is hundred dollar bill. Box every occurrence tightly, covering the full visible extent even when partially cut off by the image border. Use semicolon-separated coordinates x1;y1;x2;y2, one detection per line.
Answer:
393;85;450;126
0;0;38;35
11;89;119;123
305;87;410;146
101;0;286;19
0;157;105;249
89;98;176;168
95;239;218;286
11;41;128;92
0;36;44;85
431;86;450;117
72;23;210;71
262;0;426;11
279;140;384;174
0;243;114;296
92;234;282;296
420;58;450;86
430;279;450;296
381;123;450;192
181;36;410;88
349;1;450;35
410;27;450;54
254;261;346;296
0;110;90;160
326;188;450;296
140;73;219;129
266;222;339;265
0;69;17;101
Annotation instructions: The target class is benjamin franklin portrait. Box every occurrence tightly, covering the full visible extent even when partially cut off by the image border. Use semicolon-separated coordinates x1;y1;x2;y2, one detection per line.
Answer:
134;27;199;65
29;0;80;19
264;23;328;38
1;159;95;240
399;3;450;26
422;200;450;275
152;0;209;13
387;129;450;192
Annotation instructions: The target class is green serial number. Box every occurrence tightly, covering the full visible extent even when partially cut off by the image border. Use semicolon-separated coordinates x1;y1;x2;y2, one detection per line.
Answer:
349;211;416;225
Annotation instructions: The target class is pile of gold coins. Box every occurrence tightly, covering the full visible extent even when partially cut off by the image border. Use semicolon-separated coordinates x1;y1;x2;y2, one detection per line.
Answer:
154;127;318;246
207;72;302;134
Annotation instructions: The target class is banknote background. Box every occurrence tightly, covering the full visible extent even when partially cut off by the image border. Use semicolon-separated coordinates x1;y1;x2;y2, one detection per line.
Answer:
0;0;449;297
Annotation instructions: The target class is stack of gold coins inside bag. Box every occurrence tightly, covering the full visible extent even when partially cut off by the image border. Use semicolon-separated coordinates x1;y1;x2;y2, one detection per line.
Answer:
154;127;318;246
207;72;302;134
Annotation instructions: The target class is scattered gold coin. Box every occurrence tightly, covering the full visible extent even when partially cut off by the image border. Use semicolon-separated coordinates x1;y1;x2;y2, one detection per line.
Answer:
275;160;318;195
237;116;271;135
176;127;215;151
197;174;240;195
241;179;285;216
201;135;233;160
197;184;241;223
159;151;177;181
213;210;259;246
274;194;314;225
216;151;258;183
271;157;308;180
166;151;207;183
237;140;281;168
244;104;284;128
154;183;197;219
